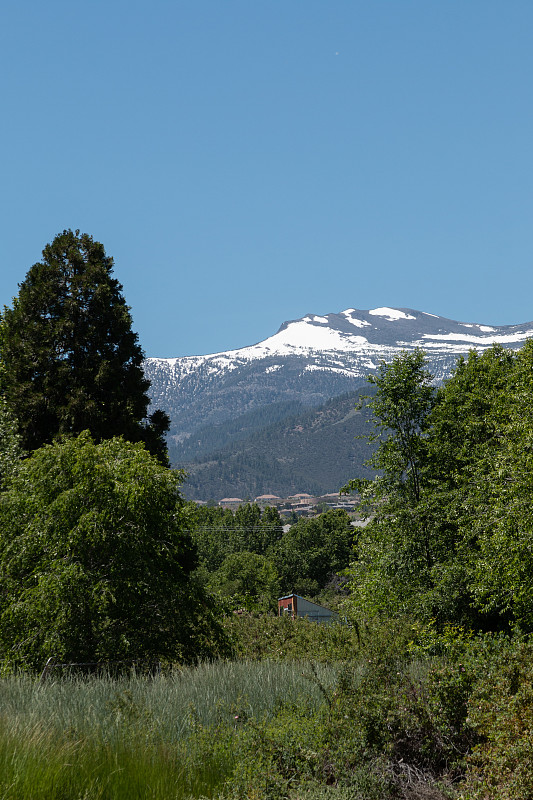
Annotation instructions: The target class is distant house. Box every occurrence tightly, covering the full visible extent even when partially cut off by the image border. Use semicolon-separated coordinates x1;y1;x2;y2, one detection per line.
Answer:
287;493;317;505
218;497;244;510
318;492;359;510
254;494;282;508
286;493;318;516
278;594;337;624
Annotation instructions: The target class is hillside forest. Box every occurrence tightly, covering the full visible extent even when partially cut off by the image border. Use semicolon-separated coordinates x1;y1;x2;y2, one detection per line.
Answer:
172;390;376;501
1;231;533;799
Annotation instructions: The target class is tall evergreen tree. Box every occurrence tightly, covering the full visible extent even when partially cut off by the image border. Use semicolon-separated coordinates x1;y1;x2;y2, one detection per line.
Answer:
0;230;169;462
0;397;23;491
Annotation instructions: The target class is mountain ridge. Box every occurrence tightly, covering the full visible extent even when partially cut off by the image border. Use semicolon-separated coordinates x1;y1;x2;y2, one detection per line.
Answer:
143;306;533;496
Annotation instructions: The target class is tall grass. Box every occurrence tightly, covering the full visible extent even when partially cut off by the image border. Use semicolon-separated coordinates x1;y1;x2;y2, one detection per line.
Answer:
0;660;337;800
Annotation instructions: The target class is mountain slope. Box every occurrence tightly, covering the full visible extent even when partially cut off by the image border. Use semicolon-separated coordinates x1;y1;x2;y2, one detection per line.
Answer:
145;307;533;438
168;399;306;465
178;390;375;502
143;306;533;497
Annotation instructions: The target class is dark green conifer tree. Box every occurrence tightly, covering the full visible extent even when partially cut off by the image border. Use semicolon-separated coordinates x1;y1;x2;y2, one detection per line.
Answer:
0;398;23;491
0;230;169;463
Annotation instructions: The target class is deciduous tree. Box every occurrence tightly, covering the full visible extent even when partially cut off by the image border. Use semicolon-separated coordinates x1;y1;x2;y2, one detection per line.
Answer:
273;510;354;598
209;551;279;612
345;345;533;631
0;433;224;670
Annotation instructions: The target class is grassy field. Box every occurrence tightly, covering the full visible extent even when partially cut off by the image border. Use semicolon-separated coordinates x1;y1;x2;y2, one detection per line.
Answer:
1;619;532;800
0;660;337;800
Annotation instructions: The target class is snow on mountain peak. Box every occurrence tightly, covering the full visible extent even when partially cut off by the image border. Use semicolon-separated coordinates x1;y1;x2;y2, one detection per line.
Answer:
144;307;533;448
148;307;533;371
303;314;329;324
257;318;368;354
421;330;530;346
369;307;416;321
341;309;372;328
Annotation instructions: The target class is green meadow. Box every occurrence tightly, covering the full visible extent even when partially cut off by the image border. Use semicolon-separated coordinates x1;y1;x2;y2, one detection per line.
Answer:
1;618;532;800
0;659;336;800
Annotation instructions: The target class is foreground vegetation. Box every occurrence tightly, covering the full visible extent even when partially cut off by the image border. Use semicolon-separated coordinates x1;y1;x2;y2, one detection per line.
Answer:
1;617;532;799
0;657;336;800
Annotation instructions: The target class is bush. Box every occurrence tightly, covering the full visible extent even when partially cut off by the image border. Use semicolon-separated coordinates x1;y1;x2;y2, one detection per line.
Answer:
223;613;359;662
461;638;533;799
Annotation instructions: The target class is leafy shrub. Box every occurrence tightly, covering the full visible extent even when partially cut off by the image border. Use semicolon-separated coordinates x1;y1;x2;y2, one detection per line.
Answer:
0;433;224;670
461;638;533;799
223;612;359;662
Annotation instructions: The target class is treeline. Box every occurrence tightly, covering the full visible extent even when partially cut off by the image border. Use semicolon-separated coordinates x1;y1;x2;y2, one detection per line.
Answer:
187;503;354;611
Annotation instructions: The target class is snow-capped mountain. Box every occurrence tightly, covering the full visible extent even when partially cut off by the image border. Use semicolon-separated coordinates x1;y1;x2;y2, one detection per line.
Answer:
144;307;533;451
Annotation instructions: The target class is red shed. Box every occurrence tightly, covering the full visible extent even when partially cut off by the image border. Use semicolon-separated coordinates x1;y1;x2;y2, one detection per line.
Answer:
278;594;337;624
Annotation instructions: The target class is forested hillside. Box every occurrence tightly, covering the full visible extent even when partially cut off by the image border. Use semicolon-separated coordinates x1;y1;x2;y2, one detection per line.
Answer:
176;389;376;501
168;399;306;463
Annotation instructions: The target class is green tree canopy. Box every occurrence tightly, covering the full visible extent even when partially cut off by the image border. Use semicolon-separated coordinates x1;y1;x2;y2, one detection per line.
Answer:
189;502;283;576
209;551;279;612
462;340;533;629
0;397;23;491
273;510;354;598
0;432;223;670
0;230;169;462
341;350;438;619
345;344;533;632
345;349;435;507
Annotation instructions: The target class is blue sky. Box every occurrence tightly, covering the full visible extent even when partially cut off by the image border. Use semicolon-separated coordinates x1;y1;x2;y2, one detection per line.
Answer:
1;1;532;357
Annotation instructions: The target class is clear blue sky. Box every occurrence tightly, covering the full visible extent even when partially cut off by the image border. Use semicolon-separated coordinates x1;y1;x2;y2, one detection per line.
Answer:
1;1;532;357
